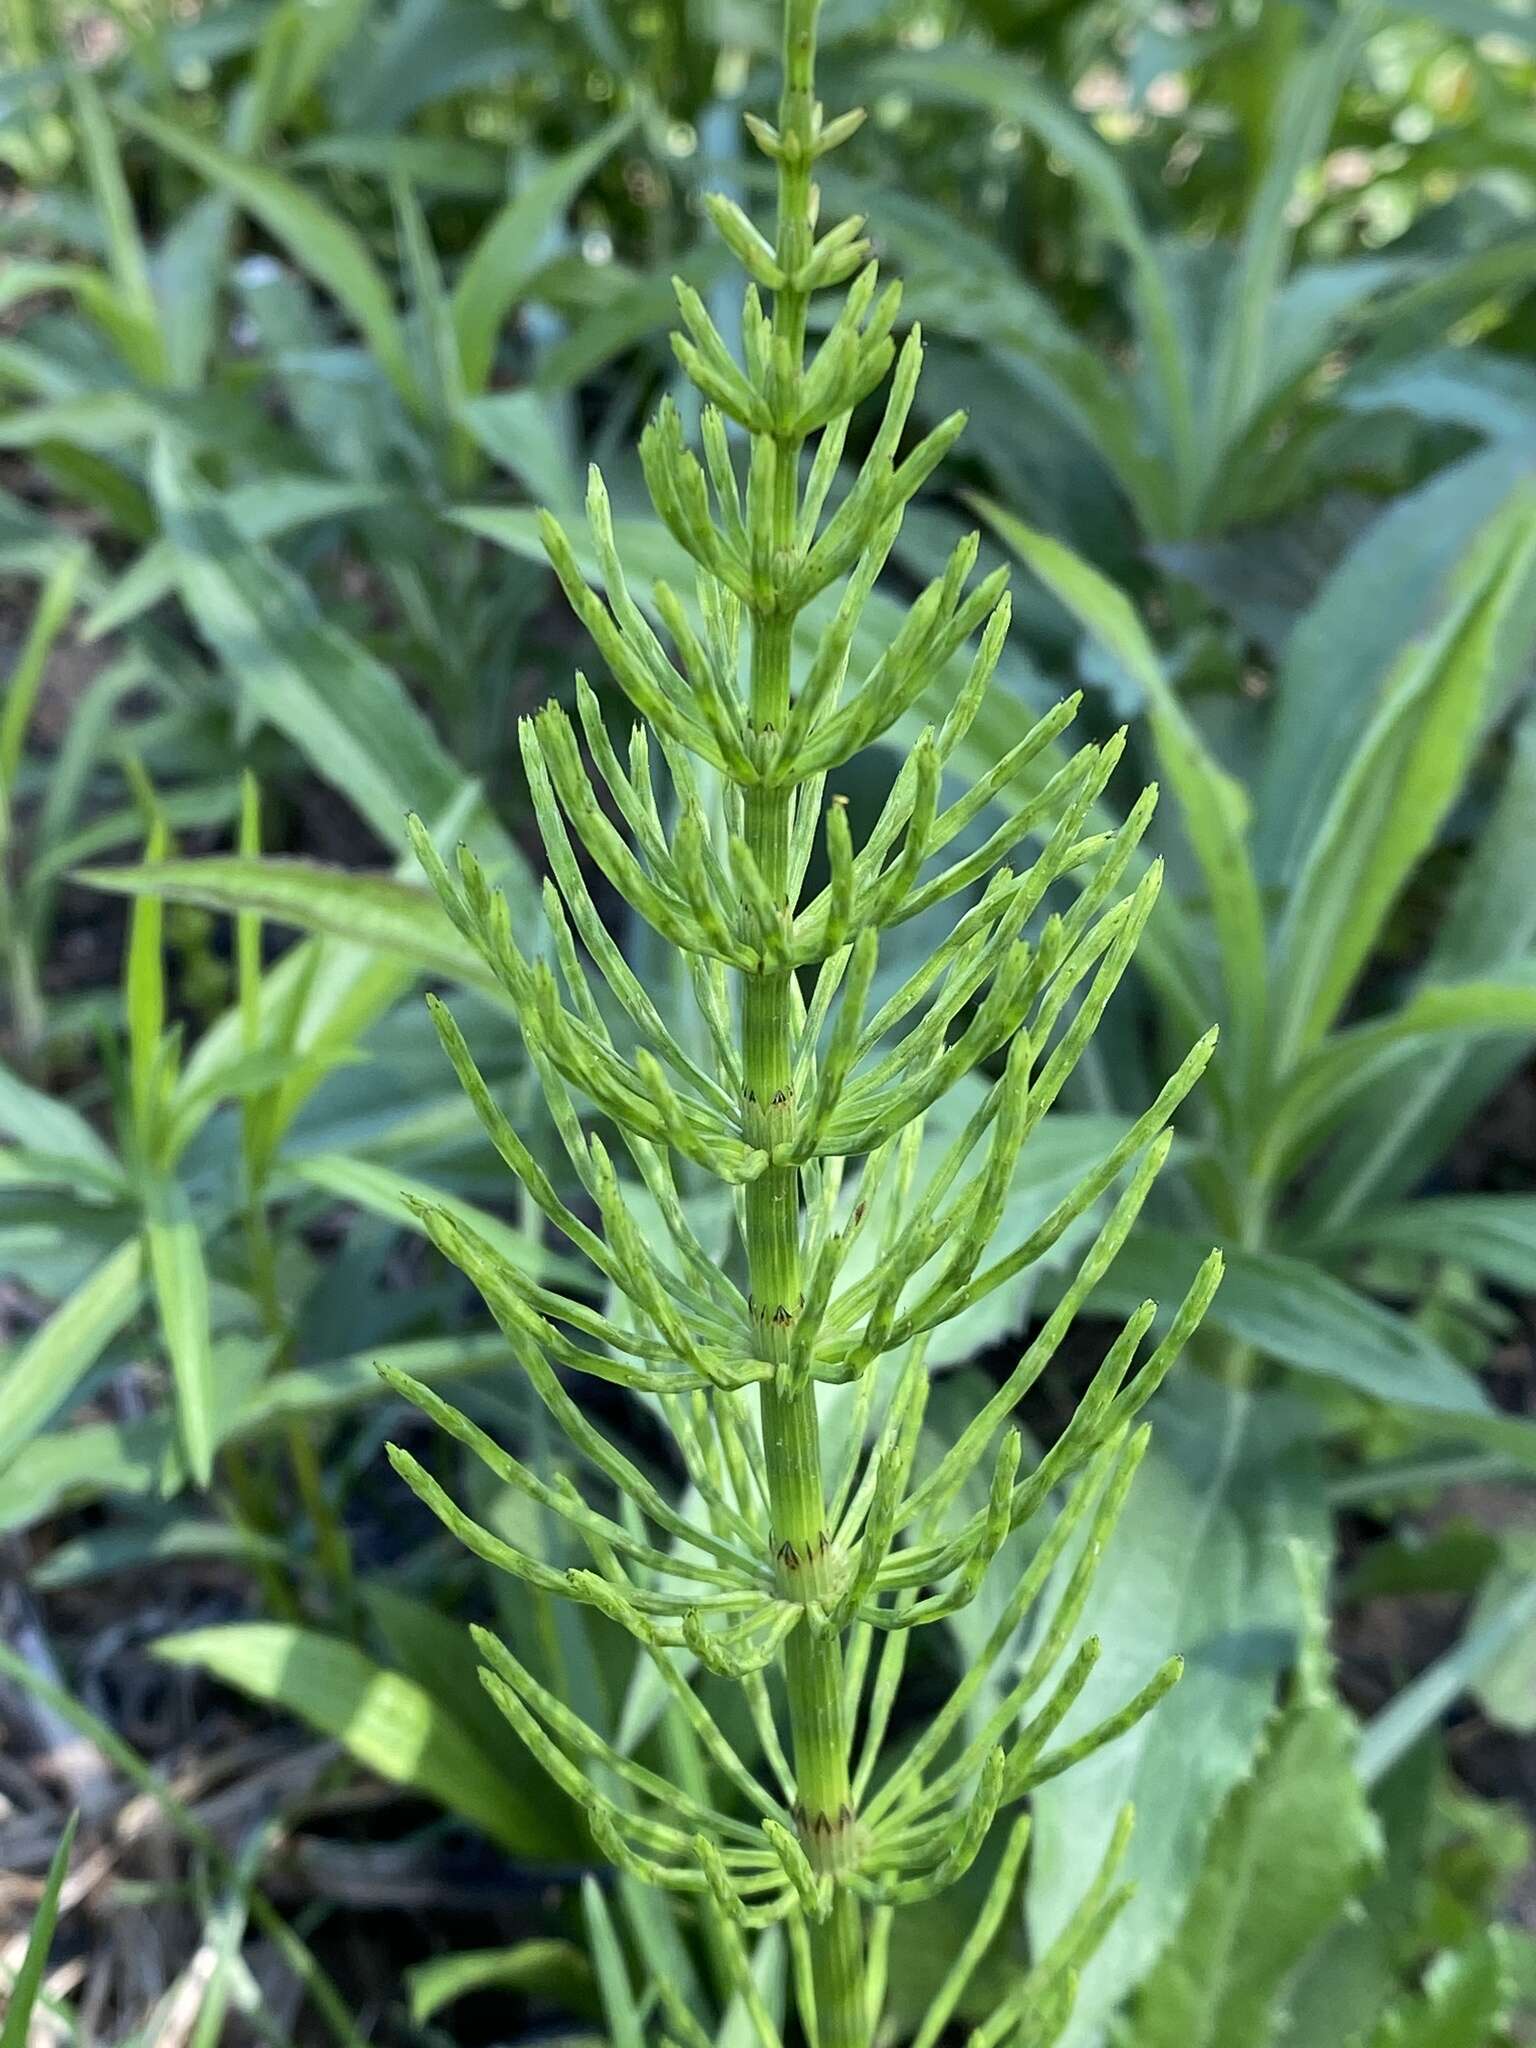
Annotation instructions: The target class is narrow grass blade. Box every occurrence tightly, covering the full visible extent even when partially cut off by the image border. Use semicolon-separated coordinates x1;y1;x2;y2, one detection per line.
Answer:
0;1810;78;2048
0;1236;145;1465
142;1175;216;1488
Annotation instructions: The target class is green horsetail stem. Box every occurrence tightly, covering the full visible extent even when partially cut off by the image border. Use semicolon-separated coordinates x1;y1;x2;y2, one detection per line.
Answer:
387;0;1222;2037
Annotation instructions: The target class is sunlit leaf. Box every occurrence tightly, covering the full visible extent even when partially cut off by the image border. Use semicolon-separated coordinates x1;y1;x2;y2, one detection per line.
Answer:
142;1176;217;1487
0;1236;145;1467
156;1623;571;1856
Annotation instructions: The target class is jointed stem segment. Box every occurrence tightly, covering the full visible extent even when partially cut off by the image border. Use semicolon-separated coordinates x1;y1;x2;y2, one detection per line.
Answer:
745;23;867;2031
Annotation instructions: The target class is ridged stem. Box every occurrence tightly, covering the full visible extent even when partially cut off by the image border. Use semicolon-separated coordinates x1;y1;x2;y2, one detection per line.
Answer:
740;7;866;2041
744;725;866;2048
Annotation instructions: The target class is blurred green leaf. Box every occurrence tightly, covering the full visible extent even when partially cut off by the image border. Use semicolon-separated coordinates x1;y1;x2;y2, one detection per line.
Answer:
1468;1538;1536;1735
1;1332;511;1536
68;72;163;381
1311;1196;1536;1292
290;133;506;195
1358;1576;1536;1786
1269;968;1536;1177
1256;453;1534;886
124;795;170;1146
78;856;505;1001
1203;11;1370;470
0;1236;145;1468
0;1411;170;1536
406;1939;594;2024
582;1876;644;2048
978;502;1266;1073
1126;1677;1379;2048
290;1151;584;1284
30;1514;287;1590
150;446;507;860
839;183;1164;525
868;48;1196;515
85;476;391;641
335;0;530;129
1365;1932;1513;2048
361;1579;511;1761
1273;484;1536;1063
1091;1232;1499;1425
459;388;579;508
142;1175;217;1488
0;545;85;823
156;1622;570;1856
1304;707;1536;1227
1027;1376;1326;2041
248;0;372;131
452;115;632;394
115;102;419;408
0;1810;77;2048
0;1058;122;1186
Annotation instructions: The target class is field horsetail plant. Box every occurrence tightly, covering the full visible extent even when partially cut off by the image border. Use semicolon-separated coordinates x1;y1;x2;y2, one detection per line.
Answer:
387;2;1223;2040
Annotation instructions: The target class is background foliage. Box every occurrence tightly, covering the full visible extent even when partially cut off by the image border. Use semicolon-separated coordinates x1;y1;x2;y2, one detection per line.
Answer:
2;0;1536;2042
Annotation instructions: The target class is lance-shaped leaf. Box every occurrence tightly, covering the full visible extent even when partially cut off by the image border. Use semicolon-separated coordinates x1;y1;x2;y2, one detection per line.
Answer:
1271;484;1536;1067
142;1175;217;1488
1124;1676;1380;2048
78;857;505;1001
1262;968;1536;1179
151;447;510;862
1026;1376;1329;2039
453;115;633;393
980;502;1267;1091
156;1624;569;1856
115;102;419;409
0;1235;145;1467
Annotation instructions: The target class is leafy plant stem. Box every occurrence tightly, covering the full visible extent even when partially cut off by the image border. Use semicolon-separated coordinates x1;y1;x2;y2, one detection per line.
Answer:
740;5;864;2041
220;1437;301;1622
244;1195;357;1619
390;0;1218;2022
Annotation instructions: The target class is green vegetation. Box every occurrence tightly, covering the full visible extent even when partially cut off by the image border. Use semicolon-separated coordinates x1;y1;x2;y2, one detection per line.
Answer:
2;0;1535;2043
